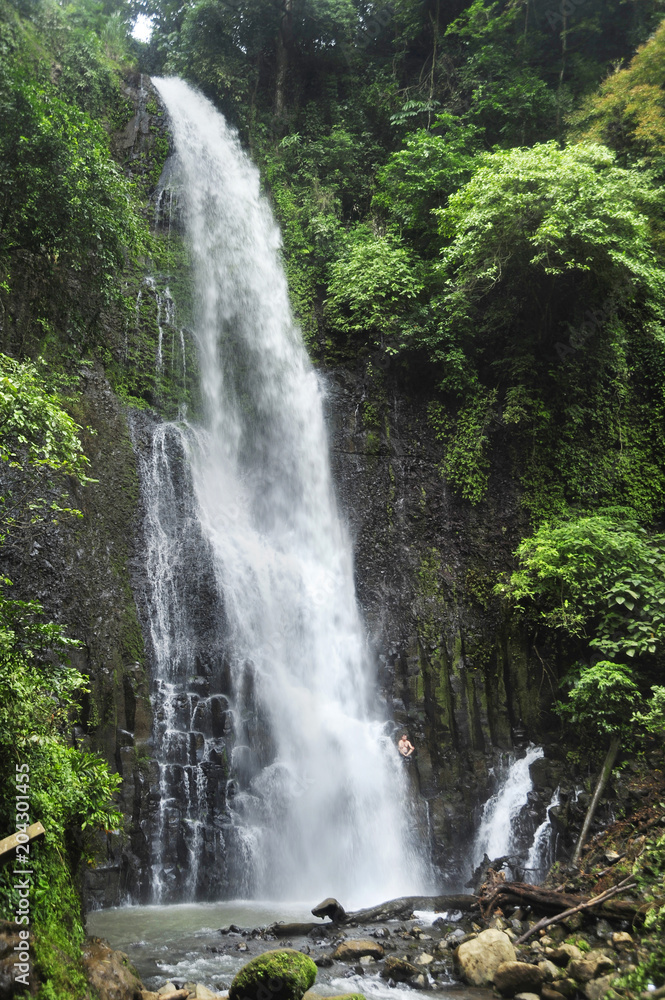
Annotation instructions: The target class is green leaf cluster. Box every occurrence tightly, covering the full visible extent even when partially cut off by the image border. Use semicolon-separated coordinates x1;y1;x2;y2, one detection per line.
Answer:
0;352;93;538
324;225;426;349
506;514;665;661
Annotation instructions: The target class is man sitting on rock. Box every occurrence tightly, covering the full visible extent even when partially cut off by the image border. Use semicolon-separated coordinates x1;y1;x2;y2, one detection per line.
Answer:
398;733;415;759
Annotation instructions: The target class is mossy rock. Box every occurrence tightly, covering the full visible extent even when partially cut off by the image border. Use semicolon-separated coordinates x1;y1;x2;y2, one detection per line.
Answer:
229;949;317;1000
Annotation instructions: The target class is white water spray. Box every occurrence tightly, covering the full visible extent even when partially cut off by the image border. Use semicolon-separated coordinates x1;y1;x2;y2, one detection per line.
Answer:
150;77;429;905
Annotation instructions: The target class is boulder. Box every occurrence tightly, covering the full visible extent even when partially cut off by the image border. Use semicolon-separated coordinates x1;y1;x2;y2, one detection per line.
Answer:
548;944;583;967
542;987;566;1000
380;956;420;982
539;960;564;982
454;929;516;987
514;994;540;1000
195;987;220;1000
611;933;633;951
415;953;434;966
548;979;578;998
229;950;317;1000
158;986;177;996
494;961;544;997
82;938;144;1000
332;941;384;962
311;899;346;924
584;974;618;1000
568;954;615;984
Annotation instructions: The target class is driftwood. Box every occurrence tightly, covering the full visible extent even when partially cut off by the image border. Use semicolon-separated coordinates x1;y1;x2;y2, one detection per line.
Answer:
344;894;479;924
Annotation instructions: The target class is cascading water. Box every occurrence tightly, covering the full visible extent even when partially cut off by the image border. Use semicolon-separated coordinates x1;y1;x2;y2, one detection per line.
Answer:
525;787;561;884
142;76;430;905
472;745;545;870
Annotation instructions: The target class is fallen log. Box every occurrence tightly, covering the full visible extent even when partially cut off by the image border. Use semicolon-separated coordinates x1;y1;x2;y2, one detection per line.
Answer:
514;876;637;944
480;879;645;926
344;894;479;924
268;922;323;937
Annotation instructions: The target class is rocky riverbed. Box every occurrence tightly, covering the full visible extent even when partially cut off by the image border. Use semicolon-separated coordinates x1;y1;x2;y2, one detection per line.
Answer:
84;895;654;1000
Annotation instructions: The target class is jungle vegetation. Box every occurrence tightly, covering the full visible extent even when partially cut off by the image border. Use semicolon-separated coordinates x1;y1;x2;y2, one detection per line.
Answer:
2;0;665;992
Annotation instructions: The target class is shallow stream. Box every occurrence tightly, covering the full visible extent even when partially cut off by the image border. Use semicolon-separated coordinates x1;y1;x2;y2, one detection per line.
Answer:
87;902;489;1000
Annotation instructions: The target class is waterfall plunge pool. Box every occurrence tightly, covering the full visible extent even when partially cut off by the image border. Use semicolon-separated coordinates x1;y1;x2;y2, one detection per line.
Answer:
87;902;488;1000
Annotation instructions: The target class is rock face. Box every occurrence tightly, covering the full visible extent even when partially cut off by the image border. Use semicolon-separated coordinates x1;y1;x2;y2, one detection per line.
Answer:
454;929;517;986
229;950;317;1000
82;938;144;1000
494;961;545;996
332;941;385;962
326;367;585;876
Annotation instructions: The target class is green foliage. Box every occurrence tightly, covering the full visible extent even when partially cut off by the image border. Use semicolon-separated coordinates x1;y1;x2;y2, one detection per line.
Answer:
571;20;665;181
324;225;426;351
0;584;123;999
373;114;481;249
631;685;665;736
0;78;148;299
417;141;665;506
0;353;93;537
615;829;665;993
0;354;87;475
436;389;497;503
443;0;559;146
0;586;122;835
436;142;663;343
556;661;641;737
504;514;665;661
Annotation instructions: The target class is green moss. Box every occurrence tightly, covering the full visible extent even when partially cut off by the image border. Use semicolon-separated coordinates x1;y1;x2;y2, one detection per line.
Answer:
229;949;317;1000
365;430;380;455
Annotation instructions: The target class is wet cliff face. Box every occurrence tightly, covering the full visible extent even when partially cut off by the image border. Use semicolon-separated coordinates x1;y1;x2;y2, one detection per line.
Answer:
0;363;154;905
325;363;565;883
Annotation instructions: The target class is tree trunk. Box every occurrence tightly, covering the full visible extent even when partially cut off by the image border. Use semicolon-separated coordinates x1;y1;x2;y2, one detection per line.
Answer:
572;732;621;866
275;0;293;119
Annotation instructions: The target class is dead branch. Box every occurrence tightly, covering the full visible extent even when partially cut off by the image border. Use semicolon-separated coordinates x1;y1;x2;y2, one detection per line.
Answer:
514;876;637;945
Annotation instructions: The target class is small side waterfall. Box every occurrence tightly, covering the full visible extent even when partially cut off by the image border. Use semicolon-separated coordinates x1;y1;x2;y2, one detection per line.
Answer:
138;76;430;905
472;746;545;875
525;787;561;884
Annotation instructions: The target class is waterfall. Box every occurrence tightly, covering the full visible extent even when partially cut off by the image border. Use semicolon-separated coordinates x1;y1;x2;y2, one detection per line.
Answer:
472;745;545;868
143;76;429;905
524;787;560;884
